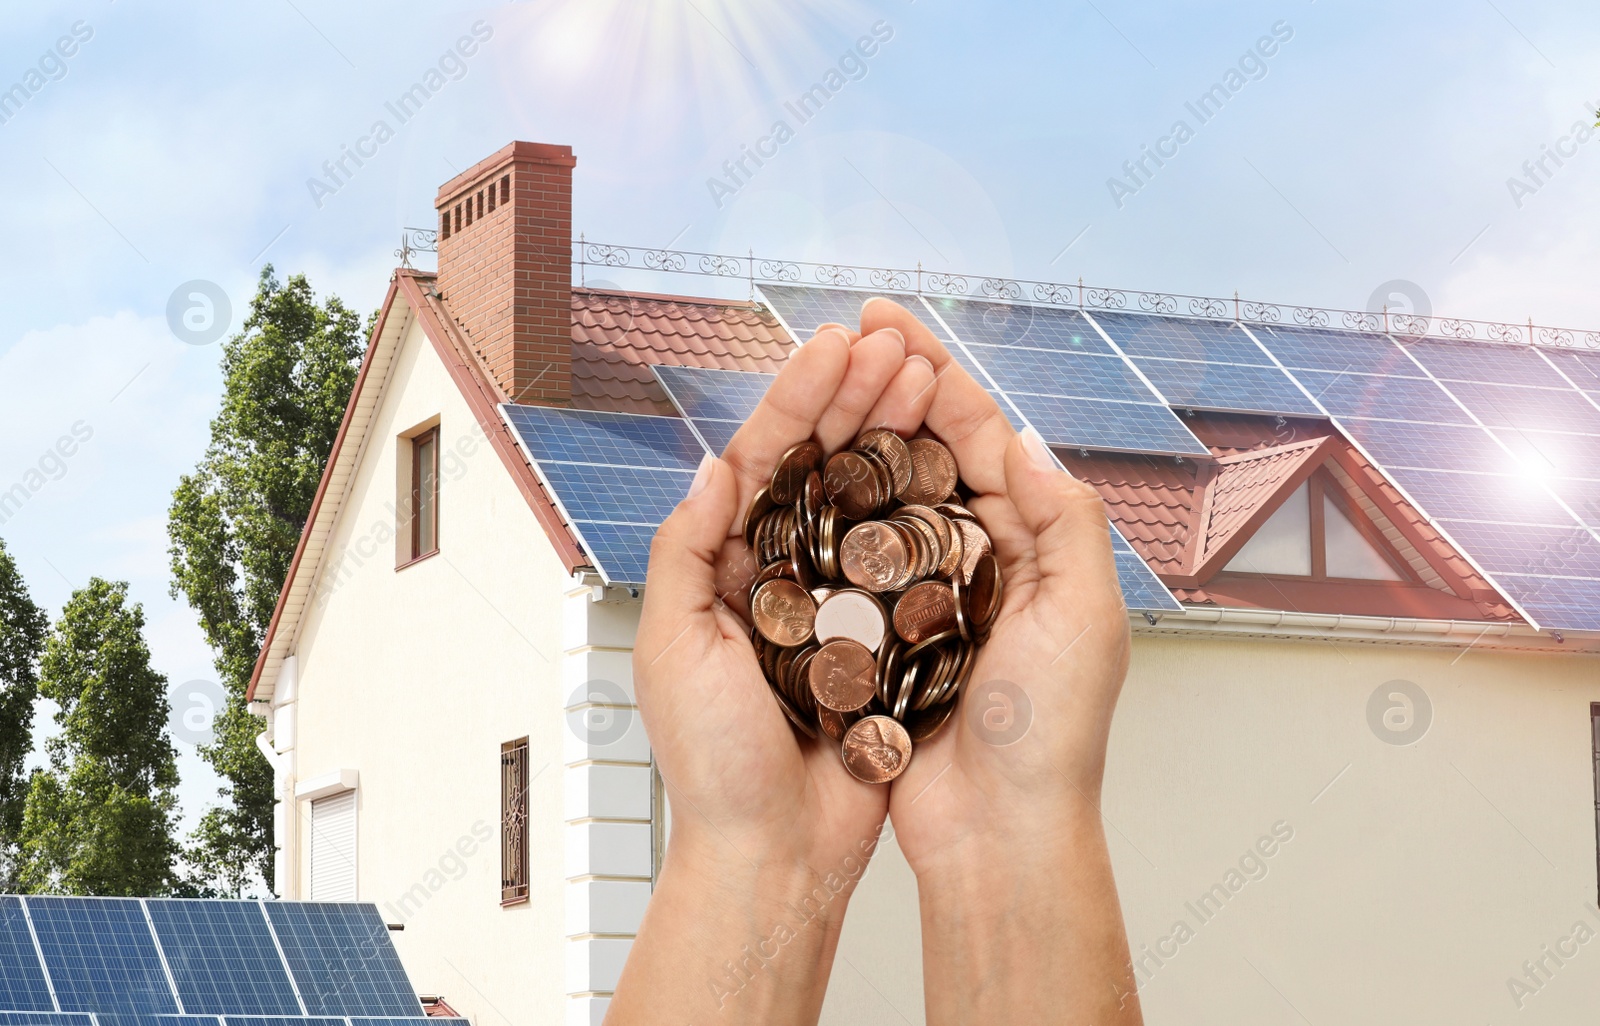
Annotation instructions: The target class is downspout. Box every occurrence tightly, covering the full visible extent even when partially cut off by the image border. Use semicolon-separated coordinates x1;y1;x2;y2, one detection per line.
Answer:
248;656;300;898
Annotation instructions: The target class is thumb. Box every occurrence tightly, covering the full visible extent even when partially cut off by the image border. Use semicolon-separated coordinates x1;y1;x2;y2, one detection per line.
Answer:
638;454;740;654
1002;426;1121;608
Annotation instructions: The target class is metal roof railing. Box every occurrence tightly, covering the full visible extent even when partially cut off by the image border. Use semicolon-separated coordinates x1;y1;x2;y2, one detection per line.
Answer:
398;228;1600;351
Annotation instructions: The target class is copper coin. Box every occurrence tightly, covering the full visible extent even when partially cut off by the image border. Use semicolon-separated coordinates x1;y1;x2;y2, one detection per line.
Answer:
902;438;958;505
841;715;913;783
840;521;910;593
907;698;958;743
934;501;978;522
955;518;990;584
857;428;913;495
814;589;888;653
825;451;882;520
893;581;959;644
966;552;1002;630
809;639;877;712
743;486;777;548
751;579;816;647
817;705;860;743
771;441;822;505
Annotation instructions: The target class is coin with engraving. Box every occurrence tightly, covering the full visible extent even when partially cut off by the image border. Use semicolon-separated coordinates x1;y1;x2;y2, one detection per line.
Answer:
966;552;1002;632
751;579;817;647
857;428;913;495
824;451;880;519
814;589;888;653
743;486;777;549
893;581;959;644
840;521;910;593
955;518;990;584
809;639;877;712
841;715;913;783
902;438;958;505
771;441;822;505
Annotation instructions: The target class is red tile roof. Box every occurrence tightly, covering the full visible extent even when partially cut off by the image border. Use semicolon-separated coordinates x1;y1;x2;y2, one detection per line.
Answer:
570;288;794;416
1200;438;1329;564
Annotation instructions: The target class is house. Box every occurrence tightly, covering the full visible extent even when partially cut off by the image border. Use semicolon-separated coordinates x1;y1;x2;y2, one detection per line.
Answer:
246;141;1600;1025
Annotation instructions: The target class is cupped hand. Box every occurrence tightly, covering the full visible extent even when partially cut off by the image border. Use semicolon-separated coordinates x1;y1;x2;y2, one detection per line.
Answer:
634;325;939;877
856;299;1134;876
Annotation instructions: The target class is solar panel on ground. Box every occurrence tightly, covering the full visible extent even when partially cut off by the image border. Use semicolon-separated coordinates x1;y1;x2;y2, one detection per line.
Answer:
500;405;702;585
759;284;913;339
0;899;51;1013
651;365;773;456
1088;312;1321;416
24;898;178;1016
259;904;421;1018
143;902;301;1016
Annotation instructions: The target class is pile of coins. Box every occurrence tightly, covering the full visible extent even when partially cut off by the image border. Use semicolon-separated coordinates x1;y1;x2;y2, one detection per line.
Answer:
744;430;1003;784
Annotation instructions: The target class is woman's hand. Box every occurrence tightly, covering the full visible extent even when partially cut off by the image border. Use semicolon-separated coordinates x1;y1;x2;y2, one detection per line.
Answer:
609;324;939;1025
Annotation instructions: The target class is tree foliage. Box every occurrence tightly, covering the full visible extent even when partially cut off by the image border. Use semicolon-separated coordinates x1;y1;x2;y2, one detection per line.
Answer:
167;265;368;894
0;538;49;889
16;579;179;896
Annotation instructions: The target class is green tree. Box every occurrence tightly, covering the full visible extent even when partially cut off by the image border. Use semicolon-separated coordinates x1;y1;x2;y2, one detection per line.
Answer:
0;538;49;889
168;266;367;895
17;579;179;895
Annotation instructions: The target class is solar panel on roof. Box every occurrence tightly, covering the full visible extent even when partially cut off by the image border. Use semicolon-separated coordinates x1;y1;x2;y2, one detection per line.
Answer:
923;298;1111;353
1385;470;1576;526
0;1015;93;1026
1127;358;1322;416
1251;323;1425;377
1007;394;1208;456
94;1016;222;1026
1116;552;1183;612
1091;311;1266;365
1405;339;1569;388
963;345;1151;400
24;898;178;1017
1339;419;1513;475
143;902;301;1016
260;904;420;1018
651;365;773;455
500;405;704;584
1293;370;1471;424
759;284;909;338
1494;430;1600;482
692;418;743;456
1489;573;1600;630
1445;380;1600;433
221;1018;346;1026
0;898;51;1013
1543;348;1600;392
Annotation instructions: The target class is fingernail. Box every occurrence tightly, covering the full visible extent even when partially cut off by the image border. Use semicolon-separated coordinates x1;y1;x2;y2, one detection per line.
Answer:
687;453;714;499
878;326;905;352
1021;426;1056;470
907;353;933;373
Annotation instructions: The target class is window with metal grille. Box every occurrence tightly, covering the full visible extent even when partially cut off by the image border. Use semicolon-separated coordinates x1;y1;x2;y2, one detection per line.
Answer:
501;738;530;906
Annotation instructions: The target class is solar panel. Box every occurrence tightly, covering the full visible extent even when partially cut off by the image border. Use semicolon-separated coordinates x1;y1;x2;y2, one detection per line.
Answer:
0;1015;93;1026
350;1020;470;1026
1116;551;1183;612
1384;470;1575;526
23;898;177;1016
1092;312;1266;365
0;898;51;1013
94;1016;222;1026
759;284;908;338
1128;357;1322;416
1293;370;1471;424
1250;323;1426;377
1543;348;1600;393
1487;574;1600;630
1445;380;1600;433
222;1017;344;1026
259;904;419;1018
1007;394;1209;456
651;366;772;456
1431;520;1600;578
922;298;1113;353
1494;430;1600;482
963;345;1151;400
500;405;705;584
1339;420;1513;475
1405;339;1570;388
144;902;301;1016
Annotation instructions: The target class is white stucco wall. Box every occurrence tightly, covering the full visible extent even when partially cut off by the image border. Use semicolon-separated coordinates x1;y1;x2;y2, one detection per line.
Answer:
286;315;573;1026
822;634;1600;1026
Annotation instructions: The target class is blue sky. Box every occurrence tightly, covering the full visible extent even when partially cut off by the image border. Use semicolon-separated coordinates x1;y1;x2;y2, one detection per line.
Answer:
2;0;1597;827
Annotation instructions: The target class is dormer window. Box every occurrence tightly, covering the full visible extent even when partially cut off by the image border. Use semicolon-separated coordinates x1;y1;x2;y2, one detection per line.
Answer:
1225;472;1405;581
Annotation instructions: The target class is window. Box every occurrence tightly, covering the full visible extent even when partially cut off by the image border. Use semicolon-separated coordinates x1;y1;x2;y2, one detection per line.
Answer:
411;427;439;560
1224;470;1406;581
1592;705;1600;907
309;789;357;901
501;738;530;906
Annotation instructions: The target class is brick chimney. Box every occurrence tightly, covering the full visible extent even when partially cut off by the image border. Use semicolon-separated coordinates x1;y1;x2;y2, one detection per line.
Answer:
434;141;575;406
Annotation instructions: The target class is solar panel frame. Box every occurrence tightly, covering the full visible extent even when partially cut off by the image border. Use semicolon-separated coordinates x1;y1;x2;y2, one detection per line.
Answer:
1485;573;1600;631
1431;520;1600;578
143;902;303;1017
23;898;179;1017
259;904;420;1018
0;898;53;1014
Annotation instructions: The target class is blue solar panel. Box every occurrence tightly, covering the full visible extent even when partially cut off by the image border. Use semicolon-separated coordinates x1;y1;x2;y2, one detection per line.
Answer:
1388;470;1575;526
144;902;300;1016
1252;323;1425;377
222;1017;345;1026
1494;430;1600;482
260;904;418;1018
1544;349;1600;392
24;898;177;1016
1340;420;1511;474
500;406;704;470
652;366;773;424
1433;521;1600;578
692;418;742;456
0;1015;93;1026
1406;339;1570;388
576;523;660;585
350;1020;470;1026
0;898;51;1013
1116;552;1182;611
541;463;696;526
1091;311;1268;366
759;284;907;338
1446;380;1600;434
924;299;1112;353
1130;358;1322;416
1295;370;1470;424
942;347;1028;431
1489;574;1600;631
966;345;1151;400
1008;394;1209;456
94;1016;222;1026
